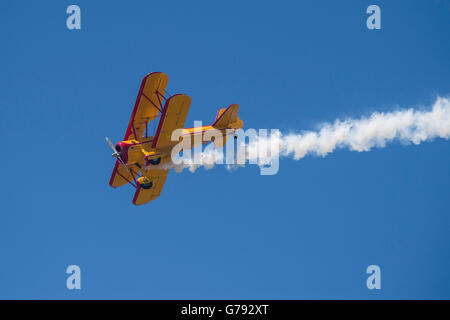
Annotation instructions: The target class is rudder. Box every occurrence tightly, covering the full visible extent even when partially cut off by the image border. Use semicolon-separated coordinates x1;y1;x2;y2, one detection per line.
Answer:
212;104;240;129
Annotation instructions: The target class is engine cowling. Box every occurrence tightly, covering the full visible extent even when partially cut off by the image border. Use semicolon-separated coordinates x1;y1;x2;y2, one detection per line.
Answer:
115;141;133;164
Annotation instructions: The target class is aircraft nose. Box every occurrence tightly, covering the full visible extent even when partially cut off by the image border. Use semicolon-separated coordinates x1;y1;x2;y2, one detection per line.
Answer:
115;142;130;164
115;144;122;156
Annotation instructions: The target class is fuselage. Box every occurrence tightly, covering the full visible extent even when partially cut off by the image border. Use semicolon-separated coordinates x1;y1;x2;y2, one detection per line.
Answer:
115;124;240;167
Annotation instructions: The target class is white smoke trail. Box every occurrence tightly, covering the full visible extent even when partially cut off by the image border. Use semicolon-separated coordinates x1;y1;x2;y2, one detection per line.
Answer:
281;96;450;159
162;97;450;173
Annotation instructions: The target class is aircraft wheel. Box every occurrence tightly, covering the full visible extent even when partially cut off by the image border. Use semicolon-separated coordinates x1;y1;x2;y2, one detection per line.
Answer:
149;157;161;165
140;181;153;190
137;177;153;189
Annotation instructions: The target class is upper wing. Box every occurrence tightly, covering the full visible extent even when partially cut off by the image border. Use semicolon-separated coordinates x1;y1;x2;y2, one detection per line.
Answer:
109;161;140;188
124;72;169;141
152;94;191;149
132;169;169;205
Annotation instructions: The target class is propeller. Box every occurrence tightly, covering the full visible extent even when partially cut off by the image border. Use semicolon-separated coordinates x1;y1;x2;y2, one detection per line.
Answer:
105;137;129;172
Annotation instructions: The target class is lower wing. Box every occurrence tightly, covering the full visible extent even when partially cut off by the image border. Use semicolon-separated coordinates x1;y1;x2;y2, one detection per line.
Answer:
132;168;169;205
109;161;140;188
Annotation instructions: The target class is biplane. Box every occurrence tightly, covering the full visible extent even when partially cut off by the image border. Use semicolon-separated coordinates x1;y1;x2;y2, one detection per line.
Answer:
106;72;244;205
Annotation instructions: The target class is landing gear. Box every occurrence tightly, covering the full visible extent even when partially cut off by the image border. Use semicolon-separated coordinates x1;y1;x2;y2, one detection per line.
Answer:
148;157;161;165
140;181;153;189
137;177;153;189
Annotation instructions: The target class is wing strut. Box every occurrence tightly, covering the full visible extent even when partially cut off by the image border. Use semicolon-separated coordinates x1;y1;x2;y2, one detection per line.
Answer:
116;167;142;189
142;92;162;112
156;91;164;112
116;169;137;188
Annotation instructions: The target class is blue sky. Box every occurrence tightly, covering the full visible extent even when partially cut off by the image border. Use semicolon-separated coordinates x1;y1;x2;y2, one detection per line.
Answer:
1;0;449;299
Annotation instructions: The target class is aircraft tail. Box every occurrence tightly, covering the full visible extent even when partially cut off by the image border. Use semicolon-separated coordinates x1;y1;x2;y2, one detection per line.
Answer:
212;104;243;130
211;104;243;148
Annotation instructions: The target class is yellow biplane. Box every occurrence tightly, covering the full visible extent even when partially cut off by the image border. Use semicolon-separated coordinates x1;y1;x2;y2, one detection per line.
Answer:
106;72;243;205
